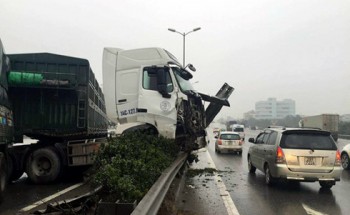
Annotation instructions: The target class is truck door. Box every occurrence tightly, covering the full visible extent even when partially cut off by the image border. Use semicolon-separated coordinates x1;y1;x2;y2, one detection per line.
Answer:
137;66;177;138
114;68;140;123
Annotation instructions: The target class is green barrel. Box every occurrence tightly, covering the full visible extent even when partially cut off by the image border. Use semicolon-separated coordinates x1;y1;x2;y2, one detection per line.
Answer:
8;71;43;85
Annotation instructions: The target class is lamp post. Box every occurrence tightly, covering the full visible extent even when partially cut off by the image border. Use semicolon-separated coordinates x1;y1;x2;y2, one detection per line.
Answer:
168;27;201;67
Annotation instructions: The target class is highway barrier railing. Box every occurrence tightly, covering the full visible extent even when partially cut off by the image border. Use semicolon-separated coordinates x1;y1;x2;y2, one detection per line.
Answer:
131;152;188;215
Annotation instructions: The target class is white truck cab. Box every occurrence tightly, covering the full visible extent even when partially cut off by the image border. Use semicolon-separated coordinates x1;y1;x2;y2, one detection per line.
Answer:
102;47;233;151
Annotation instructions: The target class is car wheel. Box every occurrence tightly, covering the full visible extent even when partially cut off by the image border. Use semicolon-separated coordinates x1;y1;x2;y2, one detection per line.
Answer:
248;156;256;173
264;164;276;186
319;181;334;189
341;152;350;170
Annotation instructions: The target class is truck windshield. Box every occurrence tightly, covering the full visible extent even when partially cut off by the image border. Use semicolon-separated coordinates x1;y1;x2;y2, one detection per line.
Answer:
172;67;194;92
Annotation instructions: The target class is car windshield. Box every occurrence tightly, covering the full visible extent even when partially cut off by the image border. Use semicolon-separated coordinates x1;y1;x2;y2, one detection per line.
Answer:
220;134;241;140
280;133;337;150
233;127;244;132
172;67;194;92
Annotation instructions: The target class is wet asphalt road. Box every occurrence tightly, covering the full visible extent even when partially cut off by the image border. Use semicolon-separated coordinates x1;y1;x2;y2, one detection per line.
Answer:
1;130;349;215
207;128;350;215
0;173;84;215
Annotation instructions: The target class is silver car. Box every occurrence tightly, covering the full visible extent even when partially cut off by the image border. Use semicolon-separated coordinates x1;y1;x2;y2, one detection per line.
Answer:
247;127;342;188
215;131;243;154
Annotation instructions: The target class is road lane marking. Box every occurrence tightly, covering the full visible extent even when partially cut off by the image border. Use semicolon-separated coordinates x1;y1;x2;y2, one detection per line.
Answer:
19;182;84;212
205;150;240;215
302;203;327;215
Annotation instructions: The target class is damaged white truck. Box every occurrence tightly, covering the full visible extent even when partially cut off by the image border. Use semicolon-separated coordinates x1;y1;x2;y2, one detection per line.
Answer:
102;47;233;151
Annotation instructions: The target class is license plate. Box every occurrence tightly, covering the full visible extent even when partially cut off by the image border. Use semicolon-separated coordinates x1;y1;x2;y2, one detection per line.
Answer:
227;141;233;145
304;157;316;165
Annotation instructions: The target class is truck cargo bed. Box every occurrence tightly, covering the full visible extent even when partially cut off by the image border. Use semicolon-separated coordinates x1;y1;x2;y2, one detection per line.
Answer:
8;53;108;141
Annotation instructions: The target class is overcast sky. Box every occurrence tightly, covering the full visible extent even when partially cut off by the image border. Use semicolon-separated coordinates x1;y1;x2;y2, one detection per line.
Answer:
1;0;349;119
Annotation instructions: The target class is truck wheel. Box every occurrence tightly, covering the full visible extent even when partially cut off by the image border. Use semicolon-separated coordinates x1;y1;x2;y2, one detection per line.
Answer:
0;152;8;202
7;152;24;182
26;147;61;184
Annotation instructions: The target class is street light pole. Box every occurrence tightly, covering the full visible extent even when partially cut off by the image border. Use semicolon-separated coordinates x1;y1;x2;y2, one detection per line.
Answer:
168;27;201;67
183;33;185;68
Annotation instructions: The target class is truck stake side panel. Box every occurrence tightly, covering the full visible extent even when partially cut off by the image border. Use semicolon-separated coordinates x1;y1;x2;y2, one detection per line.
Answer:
8;53;108;141
0;40;13;146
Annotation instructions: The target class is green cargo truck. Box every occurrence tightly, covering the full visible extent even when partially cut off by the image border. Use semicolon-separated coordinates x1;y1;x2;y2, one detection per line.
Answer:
0;39;108;200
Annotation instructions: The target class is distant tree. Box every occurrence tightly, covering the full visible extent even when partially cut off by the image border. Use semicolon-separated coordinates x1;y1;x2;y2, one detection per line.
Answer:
244;115;302;130
217;117;226;125
339;121;350;135
276;115;302;127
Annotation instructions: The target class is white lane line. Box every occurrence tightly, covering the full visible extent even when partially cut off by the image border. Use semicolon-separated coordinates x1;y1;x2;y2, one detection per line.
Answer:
19;182;84;212
205;150;240;215
302;203;328;215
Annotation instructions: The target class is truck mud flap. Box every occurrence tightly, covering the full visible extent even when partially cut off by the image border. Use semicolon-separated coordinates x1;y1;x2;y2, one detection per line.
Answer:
198;83;234;126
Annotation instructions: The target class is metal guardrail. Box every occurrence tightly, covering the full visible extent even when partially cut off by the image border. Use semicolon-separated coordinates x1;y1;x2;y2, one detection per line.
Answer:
131;152;188;215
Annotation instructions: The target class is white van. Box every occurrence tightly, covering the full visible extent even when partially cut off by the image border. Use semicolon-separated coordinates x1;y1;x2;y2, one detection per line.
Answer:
232;124;245;140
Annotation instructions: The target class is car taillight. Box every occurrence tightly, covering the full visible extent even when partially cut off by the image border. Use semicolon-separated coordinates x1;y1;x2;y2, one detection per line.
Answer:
217;139;222;145
335;150;341;166
239;140;243;145
276;146;286;164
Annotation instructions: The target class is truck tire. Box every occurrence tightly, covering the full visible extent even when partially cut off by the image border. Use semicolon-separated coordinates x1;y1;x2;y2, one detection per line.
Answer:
25;147;61;184
7;152;24;182
0;152;8;202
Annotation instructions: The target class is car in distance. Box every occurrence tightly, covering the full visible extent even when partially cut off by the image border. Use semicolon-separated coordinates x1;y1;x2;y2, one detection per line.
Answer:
232;124;245;140
341;144;350;170
213;127;220;136
247;127;341;188
215;131;243;154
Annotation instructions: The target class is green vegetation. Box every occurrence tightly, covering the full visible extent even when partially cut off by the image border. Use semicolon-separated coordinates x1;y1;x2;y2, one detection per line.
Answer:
243;115;302;129
339;121;350;135
92;132;180;202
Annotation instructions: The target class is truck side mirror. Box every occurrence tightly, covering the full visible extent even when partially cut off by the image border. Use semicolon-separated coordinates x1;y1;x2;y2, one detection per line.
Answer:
157;68;171;98
184;63;196;72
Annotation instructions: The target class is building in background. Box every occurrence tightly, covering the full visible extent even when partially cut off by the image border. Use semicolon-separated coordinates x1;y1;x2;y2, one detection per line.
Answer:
255;98;295;119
